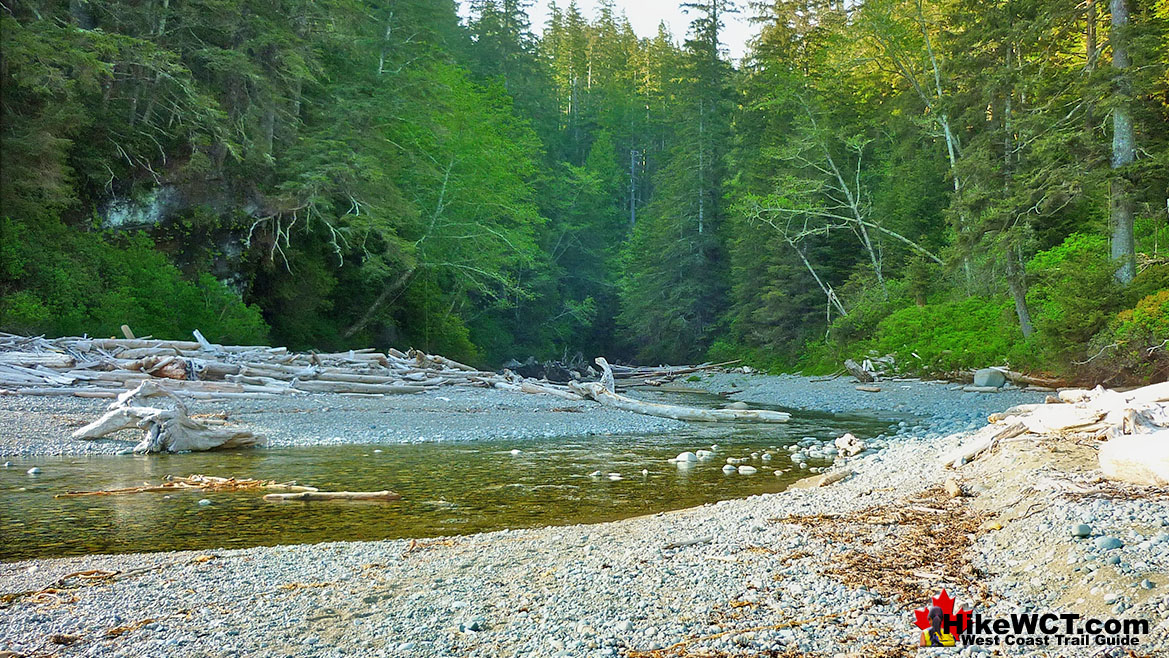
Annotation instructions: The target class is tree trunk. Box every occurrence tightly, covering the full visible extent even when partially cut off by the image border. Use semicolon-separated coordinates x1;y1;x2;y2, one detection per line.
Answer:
1004;251;1034;338
1110;0;1136;284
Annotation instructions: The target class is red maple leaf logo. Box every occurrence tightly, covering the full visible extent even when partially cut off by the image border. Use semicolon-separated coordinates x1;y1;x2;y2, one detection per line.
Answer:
913;589;973;634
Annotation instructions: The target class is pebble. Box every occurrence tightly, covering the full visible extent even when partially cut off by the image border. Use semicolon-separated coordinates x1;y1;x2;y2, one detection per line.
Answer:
722;465;738;474
738;465;757;475
672;452;697;463
1071;524;1092;538
197;499;212;506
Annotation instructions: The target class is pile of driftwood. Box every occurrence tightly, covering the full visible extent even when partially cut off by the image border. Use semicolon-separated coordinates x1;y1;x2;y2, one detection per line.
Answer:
942;382;1169;486
0;331;499;399
0;331;781;452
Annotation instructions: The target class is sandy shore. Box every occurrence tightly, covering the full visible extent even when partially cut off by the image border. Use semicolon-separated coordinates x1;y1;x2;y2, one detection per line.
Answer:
1;376;1166;657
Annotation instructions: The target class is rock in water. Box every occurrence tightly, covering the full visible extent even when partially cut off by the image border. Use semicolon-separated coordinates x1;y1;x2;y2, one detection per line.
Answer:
26;467;41;475
671;451;698;463
722;465;737;473
738;465;757;475
197;499;212;506
973;368;1007;388
723;401;749;410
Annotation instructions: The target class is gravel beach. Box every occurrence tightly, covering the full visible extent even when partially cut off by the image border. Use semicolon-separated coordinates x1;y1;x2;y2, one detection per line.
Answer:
0;387;685;457
1;375;1166;657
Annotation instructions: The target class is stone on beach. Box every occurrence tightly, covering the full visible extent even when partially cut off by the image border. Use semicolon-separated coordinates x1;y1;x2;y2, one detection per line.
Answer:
973;368;1007;388
834;433;866;457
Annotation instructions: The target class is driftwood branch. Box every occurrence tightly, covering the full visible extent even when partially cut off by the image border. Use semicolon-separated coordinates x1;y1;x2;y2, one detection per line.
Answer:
569;358;791;423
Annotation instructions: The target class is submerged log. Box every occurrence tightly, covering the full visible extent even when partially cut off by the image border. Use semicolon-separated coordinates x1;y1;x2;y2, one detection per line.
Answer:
570;358;790;423
263;490;401;502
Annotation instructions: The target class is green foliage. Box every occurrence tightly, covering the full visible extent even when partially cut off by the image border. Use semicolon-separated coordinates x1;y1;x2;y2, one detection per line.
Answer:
1084;290;1169;383
861;297;1028;374
1026;234;1121;355
1;217;267;343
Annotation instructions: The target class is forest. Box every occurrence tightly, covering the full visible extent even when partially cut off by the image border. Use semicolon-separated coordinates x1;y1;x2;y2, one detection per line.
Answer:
1;0;1167;382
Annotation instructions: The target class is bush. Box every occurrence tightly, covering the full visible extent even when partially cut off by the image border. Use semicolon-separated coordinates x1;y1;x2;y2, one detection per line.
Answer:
1084;289;1169;383
0;216;268;343
864;296;1029;373
1027;233;1120;354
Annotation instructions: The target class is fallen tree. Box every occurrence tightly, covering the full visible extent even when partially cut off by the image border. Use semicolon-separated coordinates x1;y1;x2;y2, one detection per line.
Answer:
71;381;265;453
569;358;791;423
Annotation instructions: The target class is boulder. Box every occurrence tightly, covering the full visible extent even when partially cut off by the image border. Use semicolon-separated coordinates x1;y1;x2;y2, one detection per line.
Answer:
973;368;1007;388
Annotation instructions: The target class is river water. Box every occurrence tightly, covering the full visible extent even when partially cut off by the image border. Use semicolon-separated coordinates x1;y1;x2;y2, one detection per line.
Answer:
1;393;896;561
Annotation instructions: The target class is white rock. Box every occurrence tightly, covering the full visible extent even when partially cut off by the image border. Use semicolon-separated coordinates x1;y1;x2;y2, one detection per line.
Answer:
510;449;522;455
722;465;738;473
738;465;758;475
696;450;714;460
26;467;40;475
197;499;212;506
835;433;867;457
672;451;698;463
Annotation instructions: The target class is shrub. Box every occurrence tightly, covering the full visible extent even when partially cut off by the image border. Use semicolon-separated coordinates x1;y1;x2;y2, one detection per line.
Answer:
1083;289;1169;383
865;297;1027;373
0;216;268;343
1027;233;1121;354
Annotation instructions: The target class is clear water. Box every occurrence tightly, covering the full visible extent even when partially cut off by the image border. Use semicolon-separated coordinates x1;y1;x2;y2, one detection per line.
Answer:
0;393;896;561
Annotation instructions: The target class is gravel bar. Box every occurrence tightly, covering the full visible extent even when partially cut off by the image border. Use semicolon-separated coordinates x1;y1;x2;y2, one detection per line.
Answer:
2;376;1166;657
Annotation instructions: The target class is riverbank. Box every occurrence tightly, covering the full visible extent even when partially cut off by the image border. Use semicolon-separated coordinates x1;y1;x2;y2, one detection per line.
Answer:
0;387;687;457
0;373;1043;458
2;375;1165;657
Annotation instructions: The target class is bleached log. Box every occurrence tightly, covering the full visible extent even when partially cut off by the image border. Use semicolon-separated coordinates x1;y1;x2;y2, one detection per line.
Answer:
263;490;401;502
941;421;1029;468
0;352;74;368
844;359;874;383
10;387;124;398
314;372;405;385
1099;430;1169;486
570;358;790;423
71;381;264;453
520;381;586;400
292;380;426;395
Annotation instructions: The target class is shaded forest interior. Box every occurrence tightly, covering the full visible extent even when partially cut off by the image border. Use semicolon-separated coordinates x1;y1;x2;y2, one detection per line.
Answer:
1;0;1166;382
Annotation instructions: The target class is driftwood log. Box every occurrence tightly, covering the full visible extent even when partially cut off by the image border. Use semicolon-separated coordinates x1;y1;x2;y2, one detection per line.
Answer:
72;381;264;453
569;358;790;423
844;359;874;383
944;382;1169;485
263;490;401;502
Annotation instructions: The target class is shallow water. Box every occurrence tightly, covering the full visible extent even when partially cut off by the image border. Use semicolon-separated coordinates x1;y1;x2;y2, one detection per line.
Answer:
0;392;896;560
